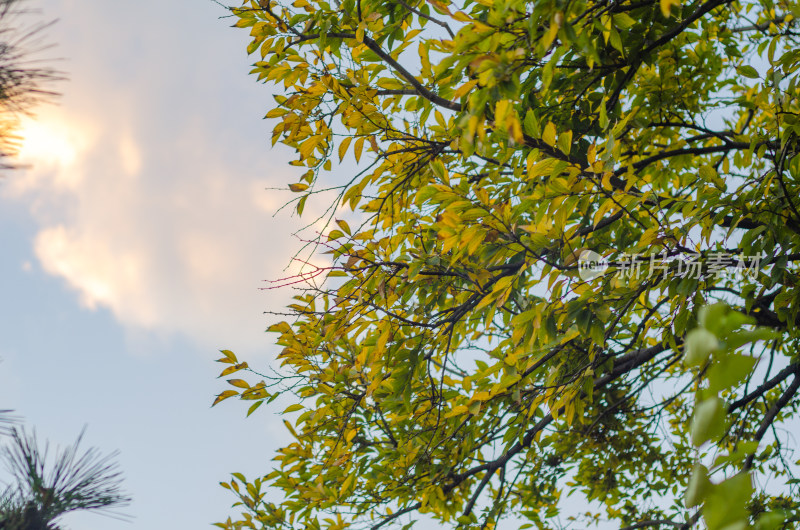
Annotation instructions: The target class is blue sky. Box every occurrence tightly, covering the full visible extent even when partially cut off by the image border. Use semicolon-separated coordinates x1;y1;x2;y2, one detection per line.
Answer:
0;1;309;528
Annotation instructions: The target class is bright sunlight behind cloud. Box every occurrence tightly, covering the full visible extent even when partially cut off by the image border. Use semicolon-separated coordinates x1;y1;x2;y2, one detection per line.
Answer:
7;108;302;349
1;24;308;352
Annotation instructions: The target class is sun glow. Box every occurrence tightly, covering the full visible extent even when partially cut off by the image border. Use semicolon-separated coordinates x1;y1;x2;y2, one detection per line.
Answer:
8;111;99;194
18;116;78;167
11;110;97;191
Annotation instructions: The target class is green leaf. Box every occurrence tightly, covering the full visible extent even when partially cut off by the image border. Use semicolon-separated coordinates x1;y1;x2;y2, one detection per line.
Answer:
707;354;757;392
725;329;780;350
612;13;637;29
685;464;711;508
737;65;760;79
755;511;786;530
691;397;727;447
698;303;729;333
247;401;264;417
685;328;719;367
703;473;753;530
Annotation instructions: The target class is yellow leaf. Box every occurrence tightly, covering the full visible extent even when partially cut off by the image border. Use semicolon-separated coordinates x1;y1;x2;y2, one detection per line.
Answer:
639;227;658;246
563;247;587;266
601;172;613;190
234;17;254;29
267;321;291;334
660;0;678;17
452;79;478;100
338;136;352;161
495;100;511;126
228;379;250;389
336;219;352;235
289;183;309;192
219;363;248;377
299;136;320;159
212;390;239;407
426;0;451;15
592;199;615;227
354;136;365;162
376;78;405;90
528;158;558;179
445;404;469;418
419;42;432;76
283;419;298;438
507;114;524;144
587;143;597;165
471;391;491;401
557;129;572;154
265;107;287;119
542;122;557;147
340;473;355;495
542;23;559;50
465;115;479;141
548;177;570;194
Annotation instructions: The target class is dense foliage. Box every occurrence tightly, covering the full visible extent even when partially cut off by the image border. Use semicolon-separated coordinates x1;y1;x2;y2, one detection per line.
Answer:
215;0;800;527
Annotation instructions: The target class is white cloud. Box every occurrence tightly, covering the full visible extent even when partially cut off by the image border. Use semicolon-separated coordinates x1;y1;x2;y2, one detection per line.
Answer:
9;117;305;350
118;132;142;177
35;224;148;317
0;0;315;352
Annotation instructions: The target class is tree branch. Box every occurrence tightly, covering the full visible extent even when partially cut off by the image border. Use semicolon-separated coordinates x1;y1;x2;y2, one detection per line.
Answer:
744;369;800;470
